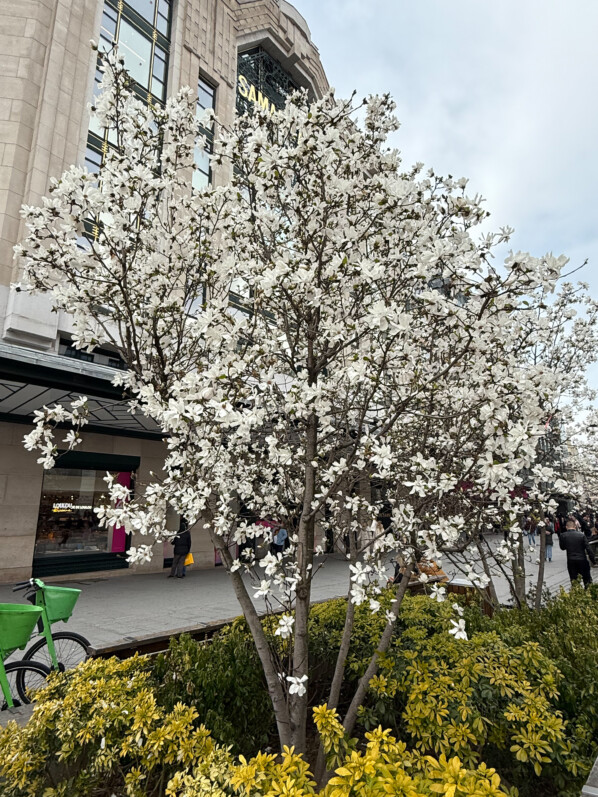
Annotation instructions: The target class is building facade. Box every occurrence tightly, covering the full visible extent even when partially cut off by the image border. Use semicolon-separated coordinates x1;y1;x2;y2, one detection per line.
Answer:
0;0;328;583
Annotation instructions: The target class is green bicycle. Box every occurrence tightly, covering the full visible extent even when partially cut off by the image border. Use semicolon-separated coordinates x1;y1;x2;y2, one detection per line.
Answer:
0;604;51;710
13;578;90;673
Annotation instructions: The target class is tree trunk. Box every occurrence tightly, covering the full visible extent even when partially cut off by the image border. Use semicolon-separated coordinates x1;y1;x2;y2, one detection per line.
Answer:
534;509;546;611
314;547;357;781
290;411;318;751
513;529;526;608
476;536;499;608
212;532;292;748
342;564;413;737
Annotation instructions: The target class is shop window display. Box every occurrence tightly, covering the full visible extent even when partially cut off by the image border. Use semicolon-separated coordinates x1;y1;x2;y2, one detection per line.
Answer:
34;468;132;557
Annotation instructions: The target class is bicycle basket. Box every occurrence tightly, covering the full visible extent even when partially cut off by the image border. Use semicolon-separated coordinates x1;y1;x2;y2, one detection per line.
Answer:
0;604;44;657
40;586;81;623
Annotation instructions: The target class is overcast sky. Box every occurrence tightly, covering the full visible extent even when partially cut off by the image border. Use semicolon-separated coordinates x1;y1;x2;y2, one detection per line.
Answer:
296;0;598;389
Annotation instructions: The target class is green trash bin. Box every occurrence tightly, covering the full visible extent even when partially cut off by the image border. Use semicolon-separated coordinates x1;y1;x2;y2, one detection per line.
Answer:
0;604;44;659
40;586;81;624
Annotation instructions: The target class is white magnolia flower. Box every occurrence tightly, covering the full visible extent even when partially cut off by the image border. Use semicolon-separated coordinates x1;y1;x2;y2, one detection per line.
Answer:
448;618;468;641
274;614;295;638
254;580;271;599
452;602;464;617
430;584;446;603
286;674;308;696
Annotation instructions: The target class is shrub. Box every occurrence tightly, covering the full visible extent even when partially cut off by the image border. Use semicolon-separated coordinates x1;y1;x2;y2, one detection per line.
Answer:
167;706;511;797
465;582;598;793
152;625;274;755
361;631;582;794
0;656;214;797
0;666;511;797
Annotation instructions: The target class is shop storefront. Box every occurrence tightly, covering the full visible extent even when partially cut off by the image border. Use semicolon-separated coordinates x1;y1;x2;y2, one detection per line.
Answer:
32;451;139;577
0;344;164;583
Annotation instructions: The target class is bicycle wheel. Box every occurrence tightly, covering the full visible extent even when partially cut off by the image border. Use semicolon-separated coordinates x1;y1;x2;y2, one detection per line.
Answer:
24;631;90;672
2;660;50;709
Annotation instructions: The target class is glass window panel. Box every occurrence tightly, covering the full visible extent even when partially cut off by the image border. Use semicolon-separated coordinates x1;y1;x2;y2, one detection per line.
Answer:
151;76;164;100
118;18;153;89
76;235;92;252
99;31;113;52
153;49;166;81
99;5;117;51
92;67;103;99
125;0;156;24
85;146;102;172
157;11;169;35
34;468;133;557
101;5;117;35
194;145;210;173
197;79;215;110
157;0;170;32
88;111;103;137
192;169;210;191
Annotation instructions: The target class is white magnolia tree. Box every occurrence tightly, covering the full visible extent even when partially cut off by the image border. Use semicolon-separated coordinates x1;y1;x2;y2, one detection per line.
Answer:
16;50;597;757
438;281;598;609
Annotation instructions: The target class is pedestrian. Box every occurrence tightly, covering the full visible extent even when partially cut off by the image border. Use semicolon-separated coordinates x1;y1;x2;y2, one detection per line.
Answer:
559;519;596;588
544;516;554;563
524;515;536;548
169;518;191;578
270;524;288;555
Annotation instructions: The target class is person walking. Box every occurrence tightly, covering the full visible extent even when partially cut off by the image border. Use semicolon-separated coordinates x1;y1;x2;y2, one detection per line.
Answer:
169;518;191;578
271;524;288;555
544;516;554;563
525;515;536;548
559;519;595;587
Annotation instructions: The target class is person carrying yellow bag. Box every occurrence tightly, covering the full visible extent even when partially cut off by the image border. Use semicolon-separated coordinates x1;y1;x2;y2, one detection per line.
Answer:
168;518;191;579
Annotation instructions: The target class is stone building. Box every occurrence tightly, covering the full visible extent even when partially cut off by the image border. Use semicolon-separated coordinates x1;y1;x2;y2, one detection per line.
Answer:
0;0;328;582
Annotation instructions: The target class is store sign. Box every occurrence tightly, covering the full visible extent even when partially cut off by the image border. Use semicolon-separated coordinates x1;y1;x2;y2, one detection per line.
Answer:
237;75;277;114
52;502;93;513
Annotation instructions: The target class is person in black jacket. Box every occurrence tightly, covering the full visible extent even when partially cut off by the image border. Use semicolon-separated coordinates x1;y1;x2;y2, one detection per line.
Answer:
559;519;595;587
169;519;191;579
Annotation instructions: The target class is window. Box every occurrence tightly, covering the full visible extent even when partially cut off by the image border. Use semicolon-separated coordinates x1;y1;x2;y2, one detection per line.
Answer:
118;18;153;89
34;468;134;557
236;46;300;117
84;144;102;175
193;76;216;191
97;0;171;103
86;0;172;176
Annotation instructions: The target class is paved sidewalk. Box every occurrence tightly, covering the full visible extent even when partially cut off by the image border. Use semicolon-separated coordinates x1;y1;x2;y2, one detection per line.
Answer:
0;538;585;653
0;556;352;651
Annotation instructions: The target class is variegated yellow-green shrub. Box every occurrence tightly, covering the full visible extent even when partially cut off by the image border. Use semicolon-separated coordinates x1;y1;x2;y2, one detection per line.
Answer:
0;656;214;797
0;659;511;797
359;629;582;793
166;706;511;797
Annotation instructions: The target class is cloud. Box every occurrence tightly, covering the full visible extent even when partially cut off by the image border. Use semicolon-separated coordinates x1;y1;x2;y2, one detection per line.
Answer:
296;0;598;395
297;0;598;293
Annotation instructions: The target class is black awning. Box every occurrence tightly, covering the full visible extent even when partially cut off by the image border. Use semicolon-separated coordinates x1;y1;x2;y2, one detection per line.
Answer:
0;347;162;440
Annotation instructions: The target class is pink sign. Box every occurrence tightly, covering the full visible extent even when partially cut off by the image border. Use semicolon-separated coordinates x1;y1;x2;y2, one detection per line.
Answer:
110;471;131;553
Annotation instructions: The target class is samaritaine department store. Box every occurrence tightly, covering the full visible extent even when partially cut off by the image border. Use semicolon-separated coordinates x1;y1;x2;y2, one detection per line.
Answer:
0;0;328;582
